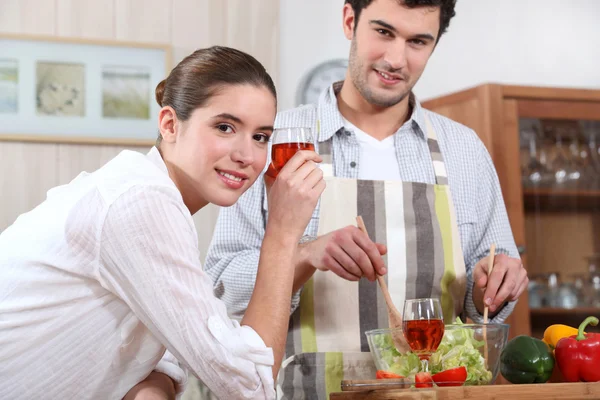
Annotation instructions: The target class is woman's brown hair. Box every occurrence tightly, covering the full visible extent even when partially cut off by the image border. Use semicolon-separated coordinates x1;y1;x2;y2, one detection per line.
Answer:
155;46;277;145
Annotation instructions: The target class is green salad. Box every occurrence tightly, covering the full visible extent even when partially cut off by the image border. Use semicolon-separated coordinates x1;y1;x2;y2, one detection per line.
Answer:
373;318;493;385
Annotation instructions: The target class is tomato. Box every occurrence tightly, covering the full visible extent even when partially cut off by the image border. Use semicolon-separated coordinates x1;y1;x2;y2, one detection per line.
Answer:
376;370;404;379
415;371;434;388
432;366;468;387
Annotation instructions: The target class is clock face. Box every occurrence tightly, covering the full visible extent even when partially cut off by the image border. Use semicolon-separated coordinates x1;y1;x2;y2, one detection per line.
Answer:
296;59;348;106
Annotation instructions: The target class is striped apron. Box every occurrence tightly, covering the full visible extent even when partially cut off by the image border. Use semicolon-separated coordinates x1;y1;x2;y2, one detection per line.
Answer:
276;116;467;400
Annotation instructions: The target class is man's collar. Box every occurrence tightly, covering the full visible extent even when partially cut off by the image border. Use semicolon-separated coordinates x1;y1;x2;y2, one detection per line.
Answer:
316;81;427;142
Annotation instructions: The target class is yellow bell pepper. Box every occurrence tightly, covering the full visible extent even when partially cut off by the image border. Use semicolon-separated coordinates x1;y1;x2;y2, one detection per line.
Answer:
543;324;580;349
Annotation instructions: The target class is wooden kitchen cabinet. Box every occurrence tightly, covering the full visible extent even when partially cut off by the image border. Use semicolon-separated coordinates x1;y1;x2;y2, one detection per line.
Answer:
422;84;600;340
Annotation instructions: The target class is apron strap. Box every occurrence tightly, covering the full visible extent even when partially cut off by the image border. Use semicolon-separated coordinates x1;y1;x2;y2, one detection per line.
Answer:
317;115;450;185
424;116;449;186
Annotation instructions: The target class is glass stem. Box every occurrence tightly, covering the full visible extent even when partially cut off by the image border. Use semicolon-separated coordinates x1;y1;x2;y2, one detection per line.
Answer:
421;358;429;373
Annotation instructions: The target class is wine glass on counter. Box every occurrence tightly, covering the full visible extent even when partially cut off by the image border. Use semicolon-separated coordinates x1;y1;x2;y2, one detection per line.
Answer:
265;127;315;179
402;298;444;372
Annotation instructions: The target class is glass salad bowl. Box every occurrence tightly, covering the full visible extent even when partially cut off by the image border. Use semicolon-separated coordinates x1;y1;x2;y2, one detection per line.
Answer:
365;321;510;386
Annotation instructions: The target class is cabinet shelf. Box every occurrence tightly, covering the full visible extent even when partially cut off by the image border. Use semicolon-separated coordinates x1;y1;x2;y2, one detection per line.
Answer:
530;307;600;337
530;307;600;315
523;188;600;210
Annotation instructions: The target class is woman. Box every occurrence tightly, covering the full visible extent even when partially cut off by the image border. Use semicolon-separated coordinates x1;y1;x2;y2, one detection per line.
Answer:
0;46;325;400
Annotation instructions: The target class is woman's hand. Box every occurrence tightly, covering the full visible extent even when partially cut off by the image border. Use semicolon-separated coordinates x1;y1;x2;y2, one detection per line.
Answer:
264;150;325;243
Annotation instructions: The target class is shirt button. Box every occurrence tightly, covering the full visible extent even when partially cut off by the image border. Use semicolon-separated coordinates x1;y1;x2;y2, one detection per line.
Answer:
350;161;357;168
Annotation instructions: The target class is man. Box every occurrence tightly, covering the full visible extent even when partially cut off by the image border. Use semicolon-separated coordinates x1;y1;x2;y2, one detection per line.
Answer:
206;0;528;397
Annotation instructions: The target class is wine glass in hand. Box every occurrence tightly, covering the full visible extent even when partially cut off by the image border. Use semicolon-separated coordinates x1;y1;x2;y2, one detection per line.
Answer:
265;127;315;179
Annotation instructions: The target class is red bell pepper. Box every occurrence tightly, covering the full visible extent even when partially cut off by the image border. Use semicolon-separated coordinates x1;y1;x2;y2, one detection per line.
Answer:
555;316;600;382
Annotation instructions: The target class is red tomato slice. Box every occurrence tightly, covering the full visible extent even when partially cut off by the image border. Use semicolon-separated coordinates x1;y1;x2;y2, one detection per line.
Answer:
432;366;468;387
415;371;434;388
376;370;404;379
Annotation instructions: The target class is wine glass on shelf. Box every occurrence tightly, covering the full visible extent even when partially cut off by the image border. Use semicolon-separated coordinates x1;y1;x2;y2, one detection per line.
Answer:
582;121;600;189
550;127;570;187
402;298;444;373
521;129;549;187
265;127;315;179
566;127;584;187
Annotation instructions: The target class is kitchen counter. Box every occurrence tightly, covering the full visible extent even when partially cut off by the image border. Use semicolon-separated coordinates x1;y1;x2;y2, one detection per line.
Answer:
330;382;600;399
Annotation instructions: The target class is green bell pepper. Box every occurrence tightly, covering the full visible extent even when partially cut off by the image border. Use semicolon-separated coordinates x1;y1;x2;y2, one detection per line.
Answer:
500;335;554;384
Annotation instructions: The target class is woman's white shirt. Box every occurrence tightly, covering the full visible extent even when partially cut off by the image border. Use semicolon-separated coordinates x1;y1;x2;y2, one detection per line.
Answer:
0;147;275;400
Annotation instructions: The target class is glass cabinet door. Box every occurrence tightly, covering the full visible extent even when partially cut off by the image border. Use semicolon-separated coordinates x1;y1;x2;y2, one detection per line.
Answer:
519;118;600;337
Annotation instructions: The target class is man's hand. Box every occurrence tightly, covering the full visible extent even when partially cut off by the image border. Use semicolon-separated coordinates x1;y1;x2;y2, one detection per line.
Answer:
472;253;528;315
122;372;177;400
302;226;388;282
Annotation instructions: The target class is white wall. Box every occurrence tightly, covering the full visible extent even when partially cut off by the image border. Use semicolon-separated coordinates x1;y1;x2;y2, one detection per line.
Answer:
279;0;600;110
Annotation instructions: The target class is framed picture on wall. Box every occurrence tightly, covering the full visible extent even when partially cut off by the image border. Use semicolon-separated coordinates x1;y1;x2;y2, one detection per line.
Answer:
0;34;171;145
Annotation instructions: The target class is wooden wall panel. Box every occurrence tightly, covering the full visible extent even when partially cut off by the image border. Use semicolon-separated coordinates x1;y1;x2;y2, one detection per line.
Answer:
170;0;280;85
0;0;56;35
171;0;213;49
115;0;171;43
171;0;217;65
226;0;280;85
56;0;115;39
0;141;58;228
56;144;149;184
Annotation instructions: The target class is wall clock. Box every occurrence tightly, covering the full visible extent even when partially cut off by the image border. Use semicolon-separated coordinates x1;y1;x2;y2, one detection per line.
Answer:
295;58;348;106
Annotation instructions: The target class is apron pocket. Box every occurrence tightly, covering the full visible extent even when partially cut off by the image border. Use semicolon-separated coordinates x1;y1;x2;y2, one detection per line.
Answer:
277;352;376;400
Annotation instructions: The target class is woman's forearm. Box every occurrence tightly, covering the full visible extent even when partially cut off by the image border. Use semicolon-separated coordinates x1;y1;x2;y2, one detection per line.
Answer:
241;228;298;379
122;372;176;400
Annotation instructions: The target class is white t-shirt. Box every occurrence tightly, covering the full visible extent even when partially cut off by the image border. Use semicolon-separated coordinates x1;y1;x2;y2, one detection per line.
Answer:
342;117;401;181
0;147;275;400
